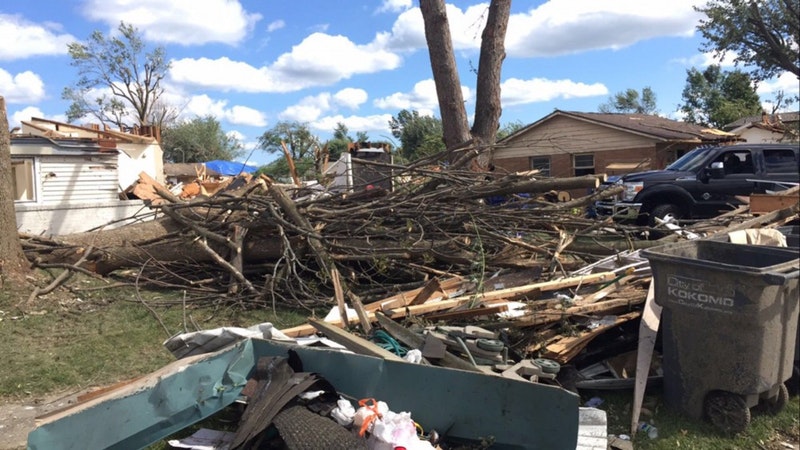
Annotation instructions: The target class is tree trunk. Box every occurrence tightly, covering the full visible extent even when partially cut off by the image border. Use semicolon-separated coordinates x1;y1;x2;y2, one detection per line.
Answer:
470;0;510;169
38;216;286;275
419;0;472;150
420;0;511;171
0;96;30;282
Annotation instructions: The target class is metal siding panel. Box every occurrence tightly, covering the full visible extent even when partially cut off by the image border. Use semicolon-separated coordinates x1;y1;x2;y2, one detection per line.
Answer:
38;155;119;205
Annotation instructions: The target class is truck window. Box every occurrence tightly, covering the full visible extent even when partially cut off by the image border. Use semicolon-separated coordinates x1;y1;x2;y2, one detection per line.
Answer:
715;150;754;174
763;149;798;173
666;147;712;171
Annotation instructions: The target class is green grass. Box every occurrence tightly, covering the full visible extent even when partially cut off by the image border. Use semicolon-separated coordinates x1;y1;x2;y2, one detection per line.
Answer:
0;272;309;401
589;386;799;449
2;271;798;449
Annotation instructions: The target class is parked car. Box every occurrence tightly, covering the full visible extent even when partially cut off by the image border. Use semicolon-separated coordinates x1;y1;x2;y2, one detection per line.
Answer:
595;143;800;226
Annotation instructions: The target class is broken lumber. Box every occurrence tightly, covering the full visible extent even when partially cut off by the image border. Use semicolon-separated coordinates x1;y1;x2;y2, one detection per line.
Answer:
308;319;403;361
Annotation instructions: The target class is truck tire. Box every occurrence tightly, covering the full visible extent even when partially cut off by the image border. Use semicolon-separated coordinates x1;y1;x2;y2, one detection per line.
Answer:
650;203;683;227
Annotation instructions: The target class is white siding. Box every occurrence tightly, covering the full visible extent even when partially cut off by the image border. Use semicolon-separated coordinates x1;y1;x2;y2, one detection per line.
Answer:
15;200;156;236
38;155;119;205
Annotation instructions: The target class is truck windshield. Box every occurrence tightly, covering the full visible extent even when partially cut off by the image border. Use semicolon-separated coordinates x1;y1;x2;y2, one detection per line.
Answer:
666;147;715;172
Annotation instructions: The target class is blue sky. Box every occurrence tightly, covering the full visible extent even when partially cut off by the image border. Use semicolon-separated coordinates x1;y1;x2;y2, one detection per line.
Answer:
1;0;797;166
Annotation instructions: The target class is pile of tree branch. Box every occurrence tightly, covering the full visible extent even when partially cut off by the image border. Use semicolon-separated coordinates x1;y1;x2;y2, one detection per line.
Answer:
19;165;797;314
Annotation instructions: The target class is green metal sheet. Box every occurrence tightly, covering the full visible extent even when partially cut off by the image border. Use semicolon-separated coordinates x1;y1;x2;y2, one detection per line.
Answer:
28;338;580;450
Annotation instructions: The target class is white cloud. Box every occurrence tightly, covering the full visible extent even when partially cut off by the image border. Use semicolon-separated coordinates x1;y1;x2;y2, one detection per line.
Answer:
505;0;705;57
311;113;395;137
697;51;740;68
381;1;705;57
279;93;332;122
266;20;285;33
81;0;261;45
227;130;246;141
228;105;268;127
0;14;76;60
376;79;431;110
333;88;368;109
0;69;46;103
270;33;403;87
757;71;800;98
279;88;369;122
377;0;413;14
501;78;608;106
10;106;44;127
170;32;402;93
374;79;470;114
184;94;267;127
170;57;282;92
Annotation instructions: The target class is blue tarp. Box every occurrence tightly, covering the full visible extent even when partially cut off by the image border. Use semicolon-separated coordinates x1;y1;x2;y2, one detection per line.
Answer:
204;160;258;176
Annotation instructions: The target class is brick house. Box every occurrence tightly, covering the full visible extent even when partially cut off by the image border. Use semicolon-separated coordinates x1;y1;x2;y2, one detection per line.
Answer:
492;110;740;181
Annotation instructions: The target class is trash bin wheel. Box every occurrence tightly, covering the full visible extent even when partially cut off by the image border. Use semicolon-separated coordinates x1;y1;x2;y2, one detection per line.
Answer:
705;391;751;435
762;383;789;415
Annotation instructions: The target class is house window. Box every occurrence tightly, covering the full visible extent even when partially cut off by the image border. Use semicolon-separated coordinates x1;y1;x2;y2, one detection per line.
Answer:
530;156;551;176
12;158;36;202
574;154;595;176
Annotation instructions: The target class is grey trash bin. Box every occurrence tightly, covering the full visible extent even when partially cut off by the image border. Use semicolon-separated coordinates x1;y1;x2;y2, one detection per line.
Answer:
642;240;799;434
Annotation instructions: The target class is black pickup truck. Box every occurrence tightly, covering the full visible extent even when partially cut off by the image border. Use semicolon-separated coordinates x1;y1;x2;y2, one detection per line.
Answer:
595;143;800;225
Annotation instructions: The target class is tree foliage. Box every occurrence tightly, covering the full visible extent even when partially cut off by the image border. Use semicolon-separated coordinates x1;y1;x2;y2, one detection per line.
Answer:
695;0;800;80
324;122;354;164
161;116;243;163
599;87;658;114
497;121;525;140
258;121;320;161
63;22;170;128
389;109;445;161
679;65;763;128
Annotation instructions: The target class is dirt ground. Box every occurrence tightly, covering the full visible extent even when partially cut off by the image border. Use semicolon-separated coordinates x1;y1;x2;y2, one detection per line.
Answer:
0;391;81;450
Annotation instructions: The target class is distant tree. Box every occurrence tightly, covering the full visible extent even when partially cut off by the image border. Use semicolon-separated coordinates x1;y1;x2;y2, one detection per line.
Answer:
258;121;320;161
355;131;370;142
257;157;316;183
497;120;525;140
599;87;658;114
0;96;29;282
389;109;445;161
63;22;170;129
325;122;353;164
695;0;799;81
161;116;243;163
679;65;763;128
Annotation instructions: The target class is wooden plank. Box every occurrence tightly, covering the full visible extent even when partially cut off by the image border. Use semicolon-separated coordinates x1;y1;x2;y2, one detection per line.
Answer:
513;296;645;328
365;276;464;312
279;297;508;338
423;304;509;322
541;311;640;363
750;193;799;214
308;319;404;361
409;278;442;306
347;291;372;334
331;268;348;327
631;282;661;437
447;272;616;303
